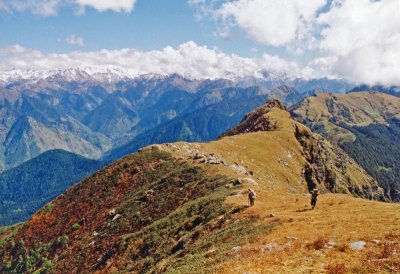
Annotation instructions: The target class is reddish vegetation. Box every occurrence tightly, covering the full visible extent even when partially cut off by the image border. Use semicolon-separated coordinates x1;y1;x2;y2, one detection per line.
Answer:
0;149;235;273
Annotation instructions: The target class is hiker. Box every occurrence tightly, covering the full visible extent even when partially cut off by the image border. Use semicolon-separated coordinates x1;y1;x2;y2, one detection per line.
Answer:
248;188;256;206
310;189;319;209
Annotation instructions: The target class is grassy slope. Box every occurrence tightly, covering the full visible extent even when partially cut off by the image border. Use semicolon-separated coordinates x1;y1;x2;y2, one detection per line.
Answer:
1;100;399;273
292;92;400;200
291;92;400;144
156;103;398;273
217;193;400;273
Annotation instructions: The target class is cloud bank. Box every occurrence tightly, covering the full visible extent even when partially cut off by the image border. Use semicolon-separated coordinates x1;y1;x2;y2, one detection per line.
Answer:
0;42;304;80
2;0;400;85
191;0;400;85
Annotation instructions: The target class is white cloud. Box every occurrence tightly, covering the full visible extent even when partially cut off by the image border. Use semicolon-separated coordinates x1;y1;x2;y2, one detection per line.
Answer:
216;0;327;47
191;0;400;85
65;35;85;46
0;0;136;16
315;0;400;85
75;0;136;13
0;42;303;80
0;0;61;16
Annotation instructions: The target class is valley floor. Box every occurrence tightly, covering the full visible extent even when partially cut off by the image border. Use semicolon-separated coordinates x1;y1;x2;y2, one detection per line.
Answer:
217;192;400;273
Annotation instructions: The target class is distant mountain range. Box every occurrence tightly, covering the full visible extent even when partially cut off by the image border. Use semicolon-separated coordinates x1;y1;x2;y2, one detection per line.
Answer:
0;68;355;170
349;84;400;97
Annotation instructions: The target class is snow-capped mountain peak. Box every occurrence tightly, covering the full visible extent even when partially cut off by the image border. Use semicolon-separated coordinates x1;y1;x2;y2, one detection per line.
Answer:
0;67;134;86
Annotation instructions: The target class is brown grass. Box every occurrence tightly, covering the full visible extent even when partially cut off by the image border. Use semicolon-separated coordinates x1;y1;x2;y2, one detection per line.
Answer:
307;237;327;250
380;243;397;259
336;242;349;253
326;263;347;274
213;191;400;273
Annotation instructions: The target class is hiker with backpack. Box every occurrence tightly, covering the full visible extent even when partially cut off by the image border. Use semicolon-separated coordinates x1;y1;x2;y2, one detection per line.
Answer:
248;188;256;206
310;189;319;209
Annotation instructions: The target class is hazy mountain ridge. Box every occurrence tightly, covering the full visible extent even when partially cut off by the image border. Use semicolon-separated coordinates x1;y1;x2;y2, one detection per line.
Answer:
0;70;351;170
349;85;400;97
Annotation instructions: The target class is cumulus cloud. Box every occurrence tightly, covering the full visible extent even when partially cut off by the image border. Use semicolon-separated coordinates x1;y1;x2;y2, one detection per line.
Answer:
65;35;85;46
0;0;136;16
0;42;303;80
191;0;400;85
216;0;326;47
316;0;400;85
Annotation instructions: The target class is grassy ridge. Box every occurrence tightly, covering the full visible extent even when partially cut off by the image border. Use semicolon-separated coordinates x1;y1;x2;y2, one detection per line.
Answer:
0;149;276;273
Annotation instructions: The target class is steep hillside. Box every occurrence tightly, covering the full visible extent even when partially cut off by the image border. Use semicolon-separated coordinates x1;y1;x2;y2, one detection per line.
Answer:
0;96;110;170
0;99;386;273
292;92;400;199
0;150;103;226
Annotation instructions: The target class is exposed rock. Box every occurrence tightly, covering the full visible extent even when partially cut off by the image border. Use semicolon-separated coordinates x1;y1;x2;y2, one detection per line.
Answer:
220;99;285;138
240;177;258;185
231;246;242;253
184;146;227;165
349;241;366;250
111;214;122;222
327;241;336;248
230;164;247;174
294;124;384;200
261;243;279;252
226;179;242;189
285;236;299;240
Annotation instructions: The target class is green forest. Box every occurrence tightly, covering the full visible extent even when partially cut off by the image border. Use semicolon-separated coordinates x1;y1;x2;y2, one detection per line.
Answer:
340;118;400;200
0;150;102;225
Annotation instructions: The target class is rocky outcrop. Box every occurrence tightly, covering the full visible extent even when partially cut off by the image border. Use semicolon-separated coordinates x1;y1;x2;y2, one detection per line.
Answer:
220;99;286;137
294;124;384;200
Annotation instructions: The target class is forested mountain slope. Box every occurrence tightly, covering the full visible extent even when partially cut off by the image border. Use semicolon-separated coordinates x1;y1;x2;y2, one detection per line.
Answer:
292;92;400;200
0;150;102;225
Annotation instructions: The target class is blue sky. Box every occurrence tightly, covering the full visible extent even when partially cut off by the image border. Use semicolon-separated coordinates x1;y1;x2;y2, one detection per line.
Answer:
0;0;399;85
0;0;263;57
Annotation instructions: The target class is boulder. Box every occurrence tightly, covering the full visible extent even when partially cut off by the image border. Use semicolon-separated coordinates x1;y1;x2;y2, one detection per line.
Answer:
349;241;366;250
261;243;279;252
